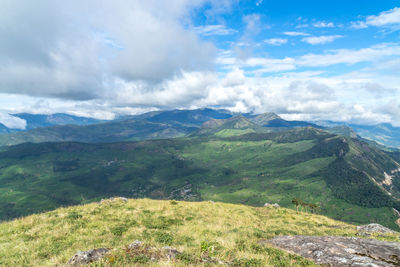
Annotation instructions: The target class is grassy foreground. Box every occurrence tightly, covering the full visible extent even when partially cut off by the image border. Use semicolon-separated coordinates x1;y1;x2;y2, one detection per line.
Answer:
1;199;399;266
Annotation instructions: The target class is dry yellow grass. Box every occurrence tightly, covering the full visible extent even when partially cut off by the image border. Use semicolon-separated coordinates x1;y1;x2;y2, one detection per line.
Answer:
0;198;398;266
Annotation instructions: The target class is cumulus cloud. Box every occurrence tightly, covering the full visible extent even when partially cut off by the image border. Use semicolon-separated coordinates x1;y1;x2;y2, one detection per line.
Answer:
301;35;343;45
366;7;400;27
352;7;400;29
0;0;216;100
264;38;288;46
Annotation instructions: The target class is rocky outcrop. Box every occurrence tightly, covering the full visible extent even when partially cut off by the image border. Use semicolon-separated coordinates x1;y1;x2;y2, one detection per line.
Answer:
259;236;400;266
99;197;128;205
67;248;110;266
357;223;398;236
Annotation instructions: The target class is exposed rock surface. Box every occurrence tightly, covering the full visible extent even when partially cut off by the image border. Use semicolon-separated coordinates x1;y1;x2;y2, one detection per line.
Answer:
67;248;110;266
264;203;280;208
99;197;128;204
127;240;142;249
357;223;398;236
259;235;400;266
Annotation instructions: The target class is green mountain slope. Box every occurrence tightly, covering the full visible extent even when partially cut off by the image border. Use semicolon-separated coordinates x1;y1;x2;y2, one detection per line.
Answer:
2;198;399;266
1;127;399;230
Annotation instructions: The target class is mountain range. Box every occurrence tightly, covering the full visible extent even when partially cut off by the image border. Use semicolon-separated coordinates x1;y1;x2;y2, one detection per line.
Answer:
1;109;399;149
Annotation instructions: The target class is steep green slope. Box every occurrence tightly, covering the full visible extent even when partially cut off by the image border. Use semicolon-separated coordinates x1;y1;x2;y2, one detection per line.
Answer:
3;198;399;267
1;127;399;230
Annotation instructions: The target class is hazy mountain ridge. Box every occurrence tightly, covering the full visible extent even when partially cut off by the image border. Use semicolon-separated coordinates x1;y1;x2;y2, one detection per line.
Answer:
318;120;400;149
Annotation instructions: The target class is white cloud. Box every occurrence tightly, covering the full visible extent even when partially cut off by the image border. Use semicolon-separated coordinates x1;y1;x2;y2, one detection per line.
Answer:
298;43;400;66
283;31;309;36
301;35;343;45
313;21;334;28
243;14;262;35
350;21;368;29
352;7;400;29
366;7;400;26
264;38;288;46
193;25;237;36
0;0;217;99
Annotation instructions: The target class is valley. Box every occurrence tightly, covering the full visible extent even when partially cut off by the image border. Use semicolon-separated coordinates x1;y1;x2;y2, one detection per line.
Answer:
1;117;400;231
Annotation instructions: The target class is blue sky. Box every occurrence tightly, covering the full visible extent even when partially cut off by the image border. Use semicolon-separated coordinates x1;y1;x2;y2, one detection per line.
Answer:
0;0;400;128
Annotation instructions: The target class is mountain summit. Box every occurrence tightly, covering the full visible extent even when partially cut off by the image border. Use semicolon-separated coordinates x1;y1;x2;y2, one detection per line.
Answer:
195;115;262;136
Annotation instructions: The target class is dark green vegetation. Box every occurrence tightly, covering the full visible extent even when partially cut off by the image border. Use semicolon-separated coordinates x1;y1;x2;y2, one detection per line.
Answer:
1;121;400;230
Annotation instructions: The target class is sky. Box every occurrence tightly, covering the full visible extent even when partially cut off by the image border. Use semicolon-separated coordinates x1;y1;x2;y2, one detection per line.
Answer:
1;0;400;129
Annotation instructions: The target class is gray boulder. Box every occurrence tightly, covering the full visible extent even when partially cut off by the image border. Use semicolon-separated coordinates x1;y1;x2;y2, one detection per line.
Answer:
67;248;110;266
259;235;400;266
127;240;143;250
357;223;398;236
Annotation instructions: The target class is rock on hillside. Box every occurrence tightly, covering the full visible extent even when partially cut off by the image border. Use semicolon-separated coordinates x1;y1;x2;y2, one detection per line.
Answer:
357;223;399;236
261;235;400;266
67;248;110;266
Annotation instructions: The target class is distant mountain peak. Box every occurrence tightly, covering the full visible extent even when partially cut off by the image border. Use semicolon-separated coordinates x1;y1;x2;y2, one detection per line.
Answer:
249;112;281;126
224;115;255;129
195;115;260;136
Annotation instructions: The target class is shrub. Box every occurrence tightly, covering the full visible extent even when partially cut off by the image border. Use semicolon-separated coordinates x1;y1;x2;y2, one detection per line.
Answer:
110;225;128;236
